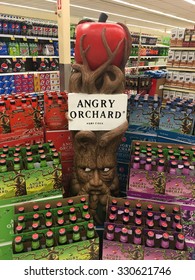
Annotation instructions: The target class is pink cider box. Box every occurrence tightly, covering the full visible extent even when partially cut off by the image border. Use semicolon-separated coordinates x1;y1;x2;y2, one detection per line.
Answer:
102;226;188;260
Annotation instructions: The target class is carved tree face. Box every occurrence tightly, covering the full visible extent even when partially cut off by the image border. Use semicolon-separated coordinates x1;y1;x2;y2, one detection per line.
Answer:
75;146;117;195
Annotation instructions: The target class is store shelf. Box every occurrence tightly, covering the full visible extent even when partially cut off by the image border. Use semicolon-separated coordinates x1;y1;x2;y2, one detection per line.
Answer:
129;56;168;59
0;70;59;76
169;47;195;51
0;34;58;41
132;44;169;48
163;86;195;94
0;55;59;58
167;67;195;72
126;64;166;69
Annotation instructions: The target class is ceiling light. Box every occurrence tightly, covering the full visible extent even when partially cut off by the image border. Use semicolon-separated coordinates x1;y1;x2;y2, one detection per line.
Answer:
0;2;54;12
70;4;181;28
113;0;195;24
127;24;166;33
184;0;195;4
45;0;57;3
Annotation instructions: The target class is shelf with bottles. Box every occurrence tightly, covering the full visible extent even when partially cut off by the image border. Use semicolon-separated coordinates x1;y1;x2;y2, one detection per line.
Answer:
130;45;169;57
0;70;59;76
169;47;195;51
0;14;58;38
163;86;195;94
0;72;59;96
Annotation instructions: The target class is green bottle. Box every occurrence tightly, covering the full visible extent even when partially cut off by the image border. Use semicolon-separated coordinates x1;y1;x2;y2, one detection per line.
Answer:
14;236;24;253
0;159;7;173
33;213;40;226
45;230;54;247
72;225;81;242
87;223;95;239
31;233;41;250
45;211;52;223
53;152;60;166
17;215;25;229
58;228;67;245
82;204;89;218
40;154;47;168
13;158;20;171
69;207;76;220
57;209;64;221
27;157;34;170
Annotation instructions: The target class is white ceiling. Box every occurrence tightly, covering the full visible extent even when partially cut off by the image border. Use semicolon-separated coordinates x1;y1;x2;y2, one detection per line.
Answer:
0;0;195;35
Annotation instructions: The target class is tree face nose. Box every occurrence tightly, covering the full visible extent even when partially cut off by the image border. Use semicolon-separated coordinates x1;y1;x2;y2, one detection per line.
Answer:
89;169;103;187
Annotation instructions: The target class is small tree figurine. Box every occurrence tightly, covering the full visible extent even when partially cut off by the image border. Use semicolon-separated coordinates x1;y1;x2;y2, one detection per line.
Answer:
69;13;132;225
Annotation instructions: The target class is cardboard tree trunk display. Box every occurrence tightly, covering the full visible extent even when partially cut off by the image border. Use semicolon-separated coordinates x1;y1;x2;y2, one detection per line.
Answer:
69;14;132;225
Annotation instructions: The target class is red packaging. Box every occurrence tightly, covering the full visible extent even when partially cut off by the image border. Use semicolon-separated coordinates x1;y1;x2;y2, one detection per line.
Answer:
0;128;44;147
22;85;29;92
15;85;22;92
45;129;74;161
44;91;68;130
14;79;22;86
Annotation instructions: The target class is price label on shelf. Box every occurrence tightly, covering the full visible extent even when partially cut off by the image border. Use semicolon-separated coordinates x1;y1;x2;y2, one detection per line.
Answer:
11;36;15;41
49;39;53;43
32;57;37;62
22;57;26;62
34;38;38;42
41;57;44;62
12;57;17;62
23;37;27;42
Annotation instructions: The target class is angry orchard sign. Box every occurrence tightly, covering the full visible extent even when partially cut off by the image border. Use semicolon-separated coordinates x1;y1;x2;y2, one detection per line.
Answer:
68;93;128;131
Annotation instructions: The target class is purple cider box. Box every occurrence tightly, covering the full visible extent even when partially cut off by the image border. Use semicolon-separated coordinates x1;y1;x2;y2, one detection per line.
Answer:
165;174;195;198
129;169;166;195
102;239;144;260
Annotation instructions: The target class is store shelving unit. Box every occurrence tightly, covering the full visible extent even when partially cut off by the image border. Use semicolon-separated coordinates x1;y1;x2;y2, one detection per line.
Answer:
163;43;195;99
126;33;169;75
0;70;59;76
163;86;195;94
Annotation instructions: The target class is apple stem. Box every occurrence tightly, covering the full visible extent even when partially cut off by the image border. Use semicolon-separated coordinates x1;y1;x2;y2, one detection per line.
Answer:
98;13;108;22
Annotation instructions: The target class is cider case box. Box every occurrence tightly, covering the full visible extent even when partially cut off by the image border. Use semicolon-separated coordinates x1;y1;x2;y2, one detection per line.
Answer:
128;140;195;200
45;129;74;161
11;195;99;260
44;91;68;130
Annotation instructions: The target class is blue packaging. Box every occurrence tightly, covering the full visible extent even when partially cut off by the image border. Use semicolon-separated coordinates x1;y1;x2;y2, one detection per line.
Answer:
8;20;15;35
8;87;15;94
0;76;7;82
0;42;8;55
2;20;9;34
53;41;59;56
0;88;5;94
0;81;6;89
15;21;21;35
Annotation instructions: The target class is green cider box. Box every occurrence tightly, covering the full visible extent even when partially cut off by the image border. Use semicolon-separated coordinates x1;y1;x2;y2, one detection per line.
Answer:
12;195;99;260
0;143;63;201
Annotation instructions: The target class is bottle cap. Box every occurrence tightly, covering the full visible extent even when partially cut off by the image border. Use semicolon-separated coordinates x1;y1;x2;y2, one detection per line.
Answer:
121;227;128;235
46;230;54;238
33;204;39;211
15;236;22;244
59;228;66;235
73;225;80;233
32;233;39;241
107;224;114;232
88;223;94;230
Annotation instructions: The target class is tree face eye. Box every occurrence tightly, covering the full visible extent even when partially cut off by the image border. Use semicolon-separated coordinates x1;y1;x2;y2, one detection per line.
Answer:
103;168;110;172
84;167;91;172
